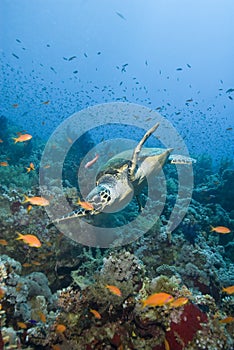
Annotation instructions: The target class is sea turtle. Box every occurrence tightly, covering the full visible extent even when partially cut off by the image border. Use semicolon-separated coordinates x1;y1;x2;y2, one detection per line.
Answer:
50;123;195;225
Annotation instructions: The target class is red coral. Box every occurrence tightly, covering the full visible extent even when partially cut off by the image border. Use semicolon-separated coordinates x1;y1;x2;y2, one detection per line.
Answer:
165;303;208;350
0;330;3;350
110;333;122;347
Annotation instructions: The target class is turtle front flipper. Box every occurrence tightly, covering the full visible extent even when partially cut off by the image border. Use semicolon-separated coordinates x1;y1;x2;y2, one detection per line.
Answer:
129;122;160;181
46;177;130;227
47;207;95;227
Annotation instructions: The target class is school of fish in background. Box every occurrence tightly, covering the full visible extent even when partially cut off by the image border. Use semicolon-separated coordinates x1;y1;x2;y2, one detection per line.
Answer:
0;3;234;350
1;33;234;164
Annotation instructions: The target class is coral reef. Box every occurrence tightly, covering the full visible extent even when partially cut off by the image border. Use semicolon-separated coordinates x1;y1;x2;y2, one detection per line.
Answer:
17;252;234;349
0;255;53;321
0;122;233;349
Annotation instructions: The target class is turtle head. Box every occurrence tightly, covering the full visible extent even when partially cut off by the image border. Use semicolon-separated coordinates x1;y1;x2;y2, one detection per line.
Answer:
86;184;112;213
87;167;133;213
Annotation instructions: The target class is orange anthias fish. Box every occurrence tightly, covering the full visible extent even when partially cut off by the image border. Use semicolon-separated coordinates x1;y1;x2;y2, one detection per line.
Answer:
17;321;27;329
219;316;234;324
22;263;32;268
13;133;32;143
211;226;231;234
169;297;189;308
55;324;66;333
105;285;122;297
0;161;9;167
222;286;234;294
85;154;99;169
77;198;94;211
22;195;50;206
141;292;174;308
90;309;102;319
16;232;42;248
12;103;19;108
26;162;35;173
42;100;50;105
27;205;33;213
0;239;8;246
0;287;6;299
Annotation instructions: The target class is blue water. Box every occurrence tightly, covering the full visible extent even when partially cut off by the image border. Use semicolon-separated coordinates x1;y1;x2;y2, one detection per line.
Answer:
1;0;234;163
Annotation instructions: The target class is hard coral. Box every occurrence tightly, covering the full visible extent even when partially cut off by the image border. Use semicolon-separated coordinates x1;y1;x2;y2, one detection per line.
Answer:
101;250;145;287
0;256;53;322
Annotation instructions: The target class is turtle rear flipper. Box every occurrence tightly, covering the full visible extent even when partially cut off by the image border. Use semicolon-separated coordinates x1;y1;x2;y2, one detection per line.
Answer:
169;154;196;165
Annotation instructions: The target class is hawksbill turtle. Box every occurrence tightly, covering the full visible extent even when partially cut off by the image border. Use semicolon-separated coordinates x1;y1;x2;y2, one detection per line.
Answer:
50;123;195;225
